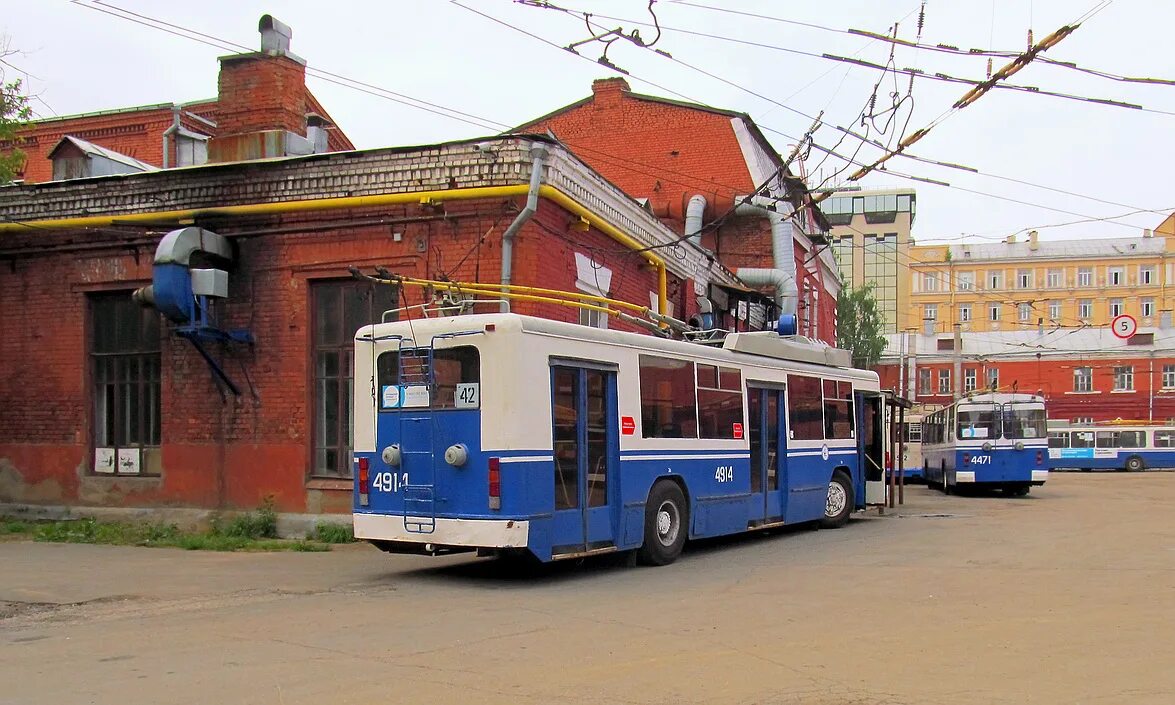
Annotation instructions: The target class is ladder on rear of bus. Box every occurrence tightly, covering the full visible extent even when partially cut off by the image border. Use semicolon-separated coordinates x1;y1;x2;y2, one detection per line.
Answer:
397;341;436;534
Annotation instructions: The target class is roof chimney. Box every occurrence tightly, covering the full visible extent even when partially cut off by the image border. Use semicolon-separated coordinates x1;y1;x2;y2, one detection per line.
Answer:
207;15;310;163
1028;230;1039;251
1005;233;1016;244
591;77;631;108
1144;228;1154;238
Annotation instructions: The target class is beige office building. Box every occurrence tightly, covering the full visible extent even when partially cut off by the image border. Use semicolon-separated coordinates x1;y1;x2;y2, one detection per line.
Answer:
824;187;917;333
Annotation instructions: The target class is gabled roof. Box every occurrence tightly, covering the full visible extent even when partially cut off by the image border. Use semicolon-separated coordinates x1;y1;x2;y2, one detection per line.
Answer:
46;136;158;173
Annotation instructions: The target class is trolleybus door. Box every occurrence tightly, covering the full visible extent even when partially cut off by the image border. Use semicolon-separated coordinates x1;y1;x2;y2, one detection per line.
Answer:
748;385;787;525
550;365;618;554
859;393;886;506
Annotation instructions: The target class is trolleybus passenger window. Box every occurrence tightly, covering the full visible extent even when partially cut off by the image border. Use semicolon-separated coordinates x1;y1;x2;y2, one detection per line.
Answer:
822;380;855;439
957;406;998;439
1071;431;1095;448
1118;430;1145;448
1048;432;1069;448
638;355;698;438
697;364;743;439
1002;405;1046;439
1155;430;1175;448
1095;431;1119;448
787;375;824;440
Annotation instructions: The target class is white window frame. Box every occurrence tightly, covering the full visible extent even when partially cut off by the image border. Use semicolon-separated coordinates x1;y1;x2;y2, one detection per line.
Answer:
1046;269;1062;288
1078;300;1092;319
1074;367;1092;393
1113;366;1134;391
1016;269;1033;289
964;368;977;392
1109;299;1124;318
956;272;974;291
924;304;938;321
1163;364;1175;389
1108;266;1124;286
959;304;972;322
1142;298;1155;318
1140;265;1156;286
1018;303;1032;322
1048;301;1061;320
1078;268;1093;287
987;271;1003;290
989;304;1001;321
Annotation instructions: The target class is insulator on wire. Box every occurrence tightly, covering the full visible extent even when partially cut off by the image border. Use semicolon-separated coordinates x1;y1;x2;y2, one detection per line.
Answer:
1027;28;1034;48
917;2;926;34
986;57;993;79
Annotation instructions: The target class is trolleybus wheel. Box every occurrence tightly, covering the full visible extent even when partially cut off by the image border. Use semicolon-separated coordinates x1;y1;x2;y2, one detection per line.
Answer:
638;481;688;566
820;471;853;529
1125;455;1145;472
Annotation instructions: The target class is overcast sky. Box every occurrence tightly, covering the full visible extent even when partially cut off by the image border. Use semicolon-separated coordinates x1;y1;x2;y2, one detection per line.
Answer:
3;0;1173;244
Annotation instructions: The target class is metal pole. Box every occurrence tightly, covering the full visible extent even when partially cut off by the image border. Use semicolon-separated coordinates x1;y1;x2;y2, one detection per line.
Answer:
888;400;897;509
898;404;906;505
953;323;963;400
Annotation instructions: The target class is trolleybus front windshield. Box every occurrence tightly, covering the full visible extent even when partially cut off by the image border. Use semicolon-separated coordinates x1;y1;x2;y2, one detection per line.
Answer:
1002;406;1046;439
957;406;999;440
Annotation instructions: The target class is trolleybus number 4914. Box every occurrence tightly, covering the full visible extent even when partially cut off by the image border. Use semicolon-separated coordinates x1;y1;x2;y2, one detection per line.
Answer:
372;472;410;493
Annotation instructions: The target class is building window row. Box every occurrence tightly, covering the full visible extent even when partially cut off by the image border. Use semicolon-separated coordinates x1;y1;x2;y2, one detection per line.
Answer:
914;263;1161;293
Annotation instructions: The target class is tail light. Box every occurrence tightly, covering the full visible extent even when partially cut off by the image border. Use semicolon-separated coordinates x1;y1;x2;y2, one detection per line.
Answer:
488;457;501;510
358;457;370;507
885;452;892;470
1036;451;1043;465
962;453;971;465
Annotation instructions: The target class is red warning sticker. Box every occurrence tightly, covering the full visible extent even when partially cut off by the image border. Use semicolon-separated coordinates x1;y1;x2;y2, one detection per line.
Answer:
732;422;744;439
621;416;636;435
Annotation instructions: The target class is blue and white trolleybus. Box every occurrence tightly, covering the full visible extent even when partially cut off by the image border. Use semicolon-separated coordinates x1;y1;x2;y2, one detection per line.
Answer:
352;313;888;565
921;392;1049;495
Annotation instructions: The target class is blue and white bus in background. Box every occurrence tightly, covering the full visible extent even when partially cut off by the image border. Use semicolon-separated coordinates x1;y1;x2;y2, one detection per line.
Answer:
1048;424;1175;472
352;313;888;565
921;392;1049;495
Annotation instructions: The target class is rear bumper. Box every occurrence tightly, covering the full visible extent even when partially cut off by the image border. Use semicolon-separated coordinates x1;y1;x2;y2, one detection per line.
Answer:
353;513;530;548
955;469;1048;483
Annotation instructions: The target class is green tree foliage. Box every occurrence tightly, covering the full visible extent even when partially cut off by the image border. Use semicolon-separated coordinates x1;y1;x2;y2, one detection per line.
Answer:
0;66;33;183
836;283;888;369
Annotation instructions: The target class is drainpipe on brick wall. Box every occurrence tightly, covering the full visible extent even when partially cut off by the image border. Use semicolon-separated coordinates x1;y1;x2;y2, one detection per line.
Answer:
161;106;181;169
685;194;707;248
734;199;798;316
500;144;549;313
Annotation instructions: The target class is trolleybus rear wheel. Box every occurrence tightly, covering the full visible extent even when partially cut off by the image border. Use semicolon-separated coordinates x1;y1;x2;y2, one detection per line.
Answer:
820;471;853;529
638;481;688;566
1125;455;1145;472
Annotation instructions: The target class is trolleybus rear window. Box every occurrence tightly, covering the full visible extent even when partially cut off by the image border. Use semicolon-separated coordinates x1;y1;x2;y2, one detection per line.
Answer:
376;346;480;410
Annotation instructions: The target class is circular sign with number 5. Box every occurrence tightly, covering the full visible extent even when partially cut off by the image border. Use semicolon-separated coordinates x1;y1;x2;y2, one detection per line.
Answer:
1112;314;1137;339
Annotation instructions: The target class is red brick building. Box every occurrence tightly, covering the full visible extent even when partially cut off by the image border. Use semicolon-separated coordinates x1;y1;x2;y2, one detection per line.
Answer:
5;16;352;184
518;78;839;344
877;328;1175;423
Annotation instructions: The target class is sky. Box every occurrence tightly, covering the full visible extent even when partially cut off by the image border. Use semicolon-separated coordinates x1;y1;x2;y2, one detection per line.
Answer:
2;0;1174;244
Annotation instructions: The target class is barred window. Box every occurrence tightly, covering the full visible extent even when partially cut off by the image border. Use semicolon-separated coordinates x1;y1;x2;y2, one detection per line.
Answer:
91;292;161;475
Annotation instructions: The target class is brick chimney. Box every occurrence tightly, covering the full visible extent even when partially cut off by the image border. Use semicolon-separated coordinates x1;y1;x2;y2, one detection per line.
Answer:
591;78;630;108
208;15;316;163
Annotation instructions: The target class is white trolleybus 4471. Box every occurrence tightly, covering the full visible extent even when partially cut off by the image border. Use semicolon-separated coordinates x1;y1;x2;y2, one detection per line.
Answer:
921;392;1049;496
352;313;888;566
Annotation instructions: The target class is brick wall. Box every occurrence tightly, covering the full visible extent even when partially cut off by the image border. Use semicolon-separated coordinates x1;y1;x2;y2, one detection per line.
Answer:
0;194;670;512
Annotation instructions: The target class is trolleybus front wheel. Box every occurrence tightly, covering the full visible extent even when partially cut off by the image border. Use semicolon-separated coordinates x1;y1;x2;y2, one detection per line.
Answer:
820;471;853;529
1125;455;1146;472
638;481;688;566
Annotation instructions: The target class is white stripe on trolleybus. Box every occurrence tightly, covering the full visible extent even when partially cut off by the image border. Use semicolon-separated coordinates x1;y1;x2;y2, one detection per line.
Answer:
955;470;976;482
497;455;554;464
619;453;750;461
353;513;530;548
1032;470;1049;482
787;449;858;458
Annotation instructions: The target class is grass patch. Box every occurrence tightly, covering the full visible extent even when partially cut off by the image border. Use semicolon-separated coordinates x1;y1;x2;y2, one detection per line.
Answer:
0;499;333;553
312;522;355;544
